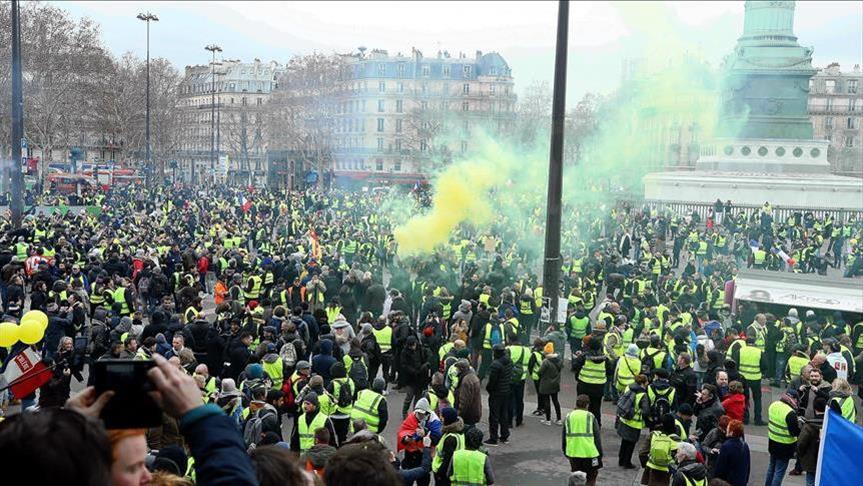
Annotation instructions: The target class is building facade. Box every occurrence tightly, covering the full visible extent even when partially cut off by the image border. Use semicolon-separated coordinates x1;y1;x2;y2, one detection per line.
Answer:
808;63;863;176
330;48;516;184
176;59;284;184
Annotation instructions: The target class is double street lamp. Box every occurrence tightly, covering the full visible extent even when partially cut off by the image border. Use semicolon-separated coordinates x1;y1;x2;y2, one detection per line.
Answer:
205;44;222;185
137;12;158;185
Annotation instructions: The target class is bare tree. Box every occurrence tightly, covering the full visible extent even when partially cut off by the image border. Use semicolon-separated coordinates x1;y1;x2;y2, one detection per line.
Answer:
267;53;345;188
511;80;552;149
564;92;600;165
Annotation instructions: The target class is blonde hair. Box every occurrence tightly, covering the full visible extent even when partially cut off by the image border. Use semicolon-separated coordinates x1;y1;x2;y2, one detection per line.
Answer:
148;471;194;486
832;377;852;394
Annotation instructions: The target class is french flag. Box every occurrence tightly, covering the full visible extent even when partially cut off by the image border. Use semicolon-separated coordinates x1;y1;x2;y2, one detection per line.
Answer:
239;194;253;213
1;345;51;398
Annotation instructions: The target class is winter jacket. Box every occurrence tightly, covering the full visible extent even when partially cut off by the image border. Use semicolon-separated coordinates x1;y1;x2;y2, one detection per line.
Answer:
226;339;251;381
311;340;337;385
486;354;514;397
435;418;465;477
671;460;707;486
399;339;428;389
179;404;257;486
456;369;482;425
796;417;823;473
670;365;698;408
693;396;724;437
713;437;750;486
721;392;746;422
301;443;337;471
538;354;563;395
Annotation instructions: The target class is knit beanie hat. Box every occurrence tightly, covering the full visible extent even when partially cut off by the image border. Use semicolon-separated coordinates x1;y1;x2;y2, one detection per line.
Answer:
440;407;458;425
304;391;320;408
246;363;264;379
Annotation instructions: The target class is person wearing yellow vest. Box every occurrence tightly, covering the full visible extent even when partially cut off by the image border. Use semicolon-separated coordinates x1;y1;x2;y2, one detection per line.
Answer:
738;336;766;426
639;413;680;485
448;427;494;486
506;334;531;428
784;346;810;385
764;391;801;486
563;394;603;485
573;336;608;427
828;378;857;423
671;442;708;486
567;307;591;359
326;362;355;445
614;345;642;394
745;314;768;351
372;319;394;386
290;392;338;452
432;406;466;486
350;378;388;433
616;374;649;470
112;283;132;317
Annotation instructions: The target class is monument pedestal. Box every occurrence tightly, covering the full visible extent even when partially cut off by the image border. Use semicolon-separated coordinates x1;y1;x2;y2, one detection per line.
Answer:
644;137;863;209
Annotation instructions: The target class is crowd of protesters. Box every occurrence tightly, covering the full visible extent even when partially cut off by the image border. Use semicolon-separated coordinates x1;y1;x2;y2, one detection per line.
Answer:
0;182;860;486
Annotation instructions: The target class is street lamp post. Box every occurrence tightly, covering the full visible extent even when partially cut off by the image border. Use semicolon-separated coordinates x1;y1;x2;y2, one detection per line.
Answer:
205;44;222;185
9;0;24;228
541;0;569;326
137;12;158;186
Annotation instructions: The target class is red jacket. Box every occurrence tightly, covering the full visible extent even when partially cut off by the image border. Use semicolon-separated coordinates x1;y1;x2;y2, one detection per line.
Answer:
197;256;210;274
721;392;746;421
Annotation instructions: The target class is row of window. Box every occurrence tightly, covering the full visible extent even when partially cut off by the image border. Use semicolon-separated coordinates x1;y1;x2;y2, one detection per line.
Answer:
335;159;402;172
823;133;857;148
374;62;474;78
182;80;274;95
823;116;860;130
346;80;511;96
813;78;860;94
811;97;860;112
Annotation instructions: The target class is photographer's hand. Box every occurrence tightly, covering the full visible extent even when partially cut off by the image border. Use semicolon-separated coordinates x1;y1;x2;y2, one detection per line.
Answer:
148;354;203;418
65;386;114;419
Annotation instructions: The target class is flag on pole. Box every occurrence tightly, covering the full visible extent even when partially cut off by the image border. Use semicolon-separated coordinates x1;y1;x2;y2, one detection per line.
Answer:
815;409;863;485
1;346;51;398
309;227;322;260
239;194;253;213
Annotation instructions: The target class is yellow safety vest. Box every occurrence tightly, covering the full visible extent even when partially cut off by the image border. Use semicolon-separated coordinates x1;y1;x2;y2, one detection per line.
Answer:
373;326;392;352
113;287;130;315
578;358;606;385
619;392;646;430
450;449;487;486
738;346;762;381
564;409;599;458
830;396;856;423
615;355;641;392
350;389;384;432
767;401;796;444
262;357;284;390
298;412;329;452
647;431;679;472
432;432;465;473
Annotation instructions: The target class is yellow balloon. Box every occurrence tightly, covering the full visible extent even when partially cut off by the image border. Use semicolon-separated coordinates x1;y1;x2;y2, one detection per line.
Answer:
22;310;49;330
18;318;45;345
0;321;19;347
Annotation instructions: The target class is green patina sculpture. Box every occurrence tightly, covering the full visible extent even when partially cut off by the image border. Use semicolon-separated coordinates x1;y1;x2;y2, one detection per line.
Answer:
718;0;816;140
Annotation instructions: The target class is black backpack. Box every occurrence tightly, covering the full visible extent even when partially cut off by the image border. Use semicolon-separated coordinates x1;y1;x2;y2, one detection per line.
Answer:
336;380;354;408
648;388;673;427
616;388;637;420
349;356;369;391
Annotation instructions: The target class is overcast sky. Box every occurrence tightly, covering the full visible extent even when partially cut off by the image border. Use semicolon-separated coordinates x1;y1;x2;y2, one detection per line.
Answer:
57;1;863;104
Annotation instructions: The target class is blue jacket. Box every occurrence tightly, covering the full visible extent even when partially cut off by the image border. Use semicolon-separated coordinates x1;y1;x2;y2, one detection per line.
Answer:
713;437;750;486
179;404;258;486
